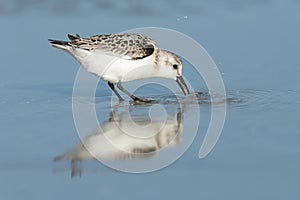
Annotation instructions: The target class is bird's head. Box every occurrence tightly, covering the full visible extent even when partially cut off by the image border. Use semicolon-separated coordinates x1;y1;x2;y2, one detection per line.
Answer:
158;50;190;95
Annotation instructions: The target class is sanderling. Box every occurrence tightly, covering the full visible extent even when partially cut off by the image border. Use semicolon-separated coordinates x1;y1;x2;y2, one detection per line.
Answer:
49;33;190;102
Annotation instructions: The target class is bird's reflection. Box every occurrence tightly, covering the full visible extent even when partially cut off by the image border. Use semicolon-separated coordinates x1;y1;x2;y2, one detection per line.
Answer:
54;104;184;176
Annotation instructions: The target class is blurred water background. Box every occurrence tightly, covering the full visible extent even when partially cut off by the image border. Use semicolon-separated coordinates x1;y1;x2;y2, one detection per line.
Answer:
1;0;300;199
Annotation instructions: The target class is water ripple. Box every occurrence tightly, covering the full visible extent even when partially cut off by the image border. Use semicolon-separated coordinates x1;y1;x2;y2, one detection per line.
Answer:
226;89;299;111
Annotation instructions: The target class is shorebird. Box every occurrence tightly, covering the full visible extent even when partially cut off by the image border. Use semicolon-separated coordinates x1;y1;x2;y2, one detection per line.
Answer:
49;33;190;102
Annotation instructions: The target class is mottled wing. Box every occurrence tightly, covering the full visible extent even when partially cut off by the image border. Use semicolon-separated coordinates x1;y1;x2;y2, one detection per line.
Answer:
68;33;157;60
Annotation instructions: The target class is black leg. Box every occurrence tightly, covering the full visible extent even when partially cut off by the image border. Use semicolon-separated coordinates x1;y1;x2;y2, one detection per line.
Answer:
117;81;153;103
108;82;124;102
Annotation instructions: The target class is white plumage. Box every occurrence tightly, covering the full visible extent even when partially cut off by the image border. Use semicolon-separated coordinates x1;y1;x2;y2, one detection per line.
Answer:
49;33;190;102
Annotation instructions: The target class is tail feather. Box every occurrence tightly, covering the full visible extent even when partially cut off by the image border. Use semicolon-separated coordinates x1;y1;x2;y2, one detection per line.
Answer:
49;34;81;50
48;39;69;46
48;38;71;51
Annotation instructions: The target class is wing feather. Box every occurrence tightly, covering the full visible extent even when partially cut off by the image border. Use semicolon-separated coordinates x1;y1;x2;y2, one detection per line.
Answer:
67;33;157;60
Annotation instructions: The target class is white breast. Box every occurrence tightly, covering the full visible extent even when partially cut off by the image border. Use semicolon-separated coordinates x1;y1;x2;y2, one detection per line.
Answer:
79;51;157;83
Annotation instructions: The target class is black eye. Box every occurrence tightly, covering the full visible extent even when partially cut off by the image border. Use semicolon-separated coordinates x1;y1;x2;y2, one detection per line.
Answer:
173;64;178;69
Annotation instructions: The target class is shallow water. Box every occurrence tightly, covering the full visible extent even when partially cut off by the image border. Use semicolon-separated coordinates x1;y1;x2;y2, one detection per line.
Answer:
1;0;300;200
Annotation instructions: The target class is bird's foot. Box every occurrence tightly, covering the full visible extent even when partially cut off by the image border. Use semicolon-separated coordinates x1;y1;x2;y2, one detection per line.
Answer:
131;96;156;104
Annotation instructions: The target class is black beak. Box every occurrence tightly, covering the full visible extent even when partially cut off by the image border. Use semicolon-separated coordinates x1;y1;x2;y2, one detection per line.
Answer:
176;76;190;95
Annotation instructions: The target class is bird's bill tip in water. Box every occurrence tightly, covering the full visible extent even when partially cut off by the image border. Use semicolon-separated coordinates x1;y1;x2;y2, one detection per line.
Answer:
176;76;190;95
